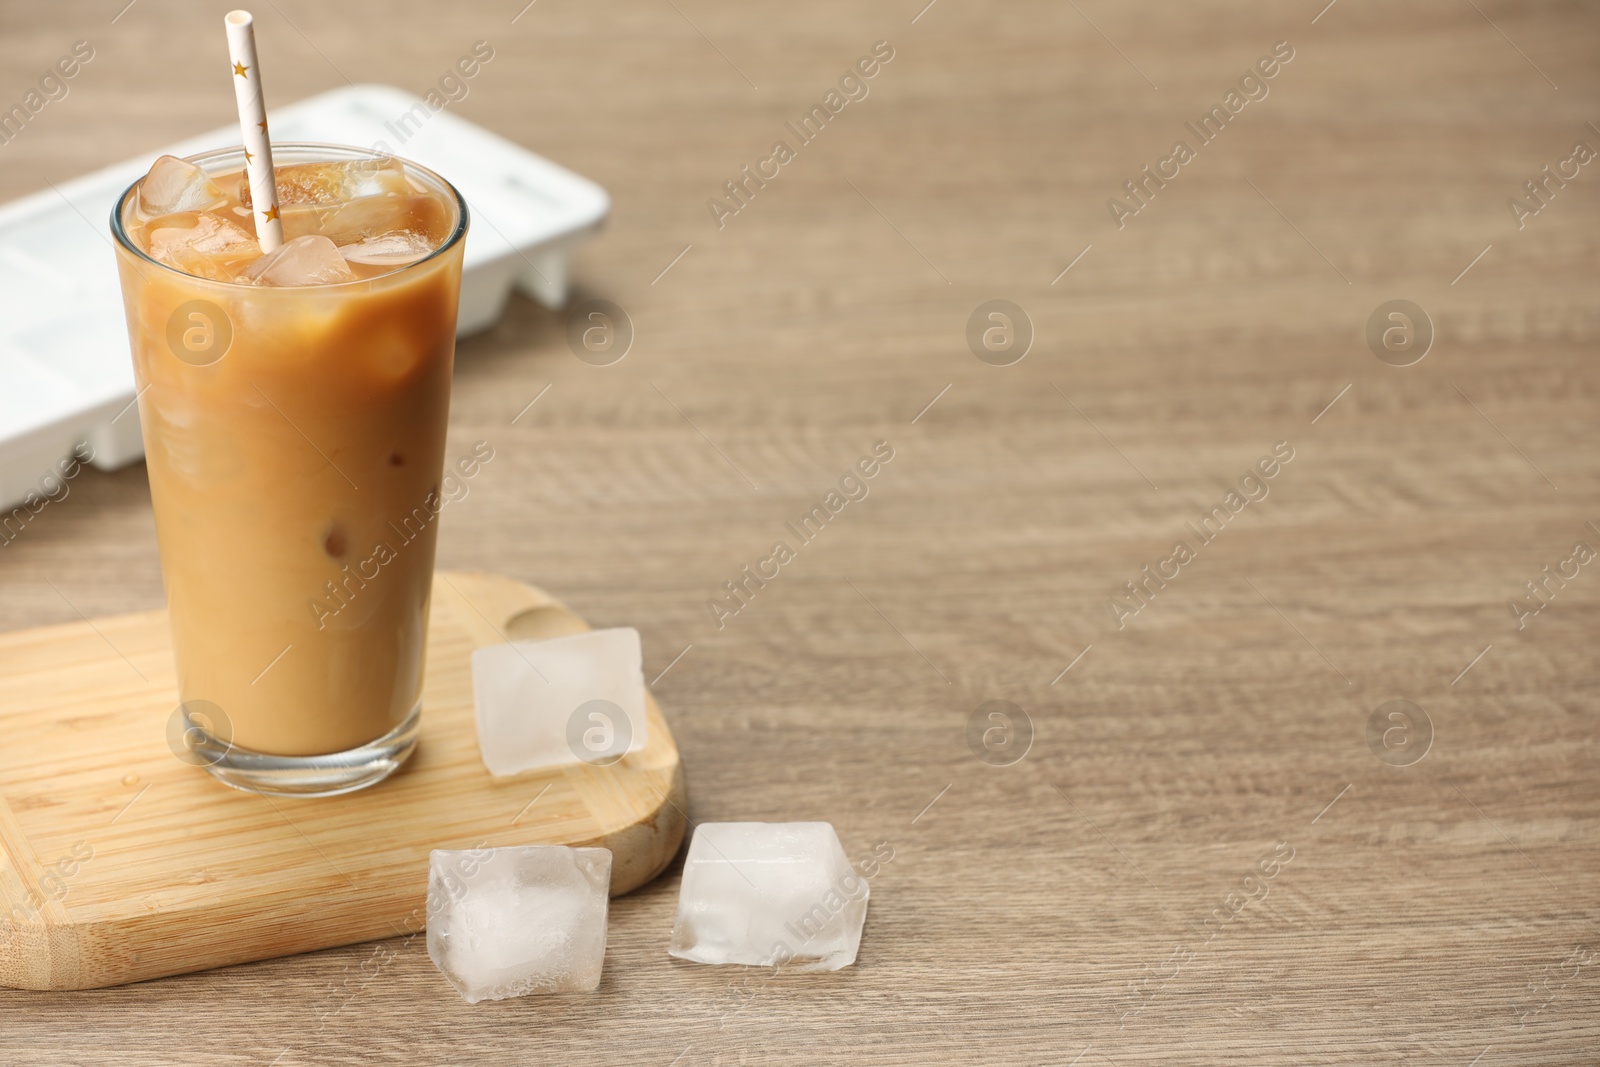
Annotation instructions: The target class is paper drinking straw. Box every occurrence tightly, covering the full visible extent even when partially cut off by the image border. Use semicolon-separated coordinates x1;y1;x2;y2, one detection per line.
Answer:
224;10;283;252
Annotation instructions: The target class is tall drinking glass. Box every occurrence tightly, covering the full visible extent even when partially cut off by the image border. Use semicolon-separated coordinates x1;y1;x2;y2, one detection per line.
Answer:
112;143;468;796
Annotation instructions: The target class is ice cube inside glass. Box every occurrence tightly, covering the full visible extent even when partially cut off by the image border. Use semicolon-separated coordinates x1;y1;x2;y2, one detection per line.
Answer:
427;845;613;1003
669;822;869;972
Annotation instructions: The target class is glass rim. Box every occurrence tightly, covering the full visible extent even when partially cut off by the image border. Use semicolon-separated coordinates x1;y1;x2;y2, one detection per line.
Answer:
109;141;470;290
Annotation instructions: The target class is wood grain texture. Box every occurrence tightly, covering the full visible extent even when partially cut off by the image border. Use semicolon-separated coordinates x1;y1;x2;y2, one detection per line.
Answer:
0;571;687;991
0;0;1596;1063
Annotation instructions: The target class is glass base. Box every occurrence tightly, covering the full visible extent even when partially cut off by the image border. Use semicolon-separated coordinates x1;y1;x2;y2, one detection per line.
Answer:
187;704;421;798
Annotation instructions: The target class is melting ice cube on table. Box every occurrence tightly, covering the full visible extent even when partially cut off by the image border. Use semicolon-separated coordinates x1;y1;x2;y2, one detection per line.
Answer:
428;845;612;1003
669;822;869;972
471;627;649;776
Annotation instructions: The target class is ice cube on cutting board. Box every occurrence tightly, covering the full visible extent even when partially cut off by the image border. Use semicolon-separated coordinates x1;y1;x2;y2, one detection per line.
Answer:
427;844;612;1002
668;822;869;972
470;626;648;776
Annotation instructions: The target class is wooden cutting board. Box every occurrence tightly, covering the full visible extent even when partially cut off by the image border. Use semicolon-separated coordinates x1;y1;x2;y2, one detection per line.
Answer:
0;571;687;991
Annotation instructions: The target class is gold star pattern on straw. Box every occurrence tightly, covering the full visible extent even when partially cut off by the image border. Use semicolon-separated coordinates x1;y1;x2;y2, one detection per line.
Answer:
233;61;249;77
263;205;280;222
243;147;254;164
257;119;268;134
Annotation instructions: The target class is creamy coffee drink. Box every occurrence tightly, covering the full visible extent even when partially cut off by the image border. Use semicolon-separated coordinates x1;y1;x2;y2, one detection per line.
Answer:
113;144;466;791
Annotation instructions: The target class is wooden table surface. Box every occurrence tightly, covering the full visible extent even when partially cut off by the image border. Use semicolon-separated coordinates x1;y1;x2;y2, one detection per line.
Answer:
2;1;1597;1063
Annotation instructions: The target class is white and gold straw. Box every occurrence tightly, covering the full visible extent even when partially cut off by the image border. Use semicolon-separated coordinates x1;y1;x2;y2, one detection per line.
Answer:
223;10;283;252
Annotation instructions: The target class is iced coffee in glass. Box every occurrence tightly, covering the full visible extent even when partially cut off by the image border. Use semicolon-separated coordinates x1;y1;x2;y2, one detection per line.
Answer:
112;144;468;796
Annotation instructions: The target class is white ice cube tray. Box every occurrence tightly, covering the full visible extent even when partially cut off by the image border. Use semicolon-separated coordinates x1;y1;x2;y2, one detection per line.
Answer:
0;84;608;511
